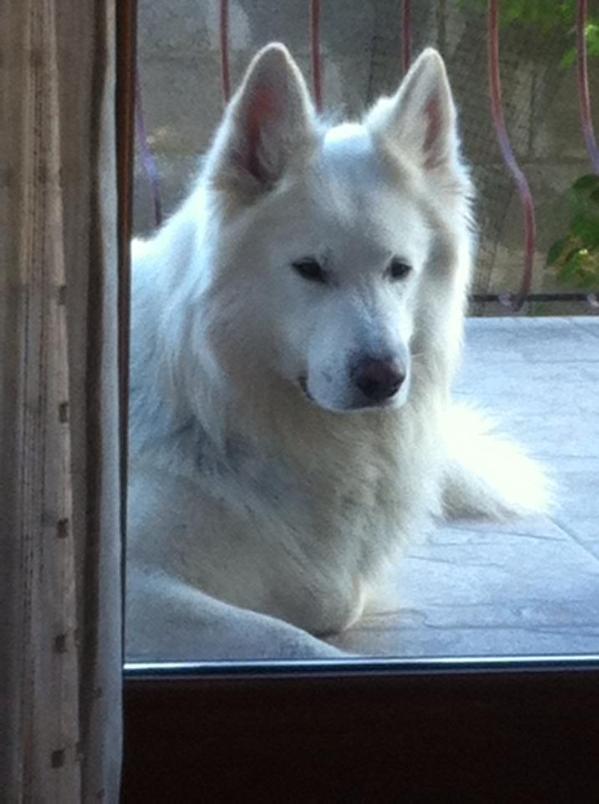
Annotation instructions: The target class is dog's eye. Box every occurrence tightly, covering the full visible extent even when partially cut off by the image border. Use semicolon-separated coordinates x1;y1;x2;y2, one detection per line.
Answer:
388;257;412;281
292;258;327;284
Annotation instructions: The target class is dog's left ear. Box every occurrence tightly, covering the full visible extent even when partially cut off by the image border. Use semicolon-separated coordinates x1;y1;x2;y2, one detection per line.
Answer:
207;43;317;199
366;48;460;176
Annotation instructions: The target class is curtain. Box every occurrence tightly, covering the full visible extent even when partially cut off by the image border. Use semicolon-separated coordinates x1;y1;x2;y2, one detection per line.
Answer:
0;1;125;799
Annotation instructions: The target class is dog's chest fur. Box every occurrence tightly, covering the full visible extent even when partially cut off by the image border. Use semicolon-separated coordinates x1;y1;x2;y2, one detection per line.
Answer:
129;376;441;632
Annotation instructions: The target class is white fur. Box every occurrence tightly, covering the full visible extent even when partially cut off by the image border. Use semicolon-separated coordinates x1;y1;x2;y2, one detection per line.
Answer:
127;45;551;650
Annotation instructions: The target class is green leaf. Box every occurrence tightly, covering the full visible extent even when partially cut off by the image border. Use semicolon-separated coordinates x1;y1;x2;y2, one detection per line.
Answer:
572;218;599;248
546;237;569;265
572;175;599;195
568;177;599;221
560;48;577;69
557;253;584;284
556;243;599;288
578;274;599;290
586;22;599;49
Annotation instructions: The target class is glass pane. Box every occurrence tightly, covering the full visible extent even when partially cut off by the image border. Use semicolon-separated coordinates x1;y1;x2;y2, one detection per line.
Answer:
127;0;599;666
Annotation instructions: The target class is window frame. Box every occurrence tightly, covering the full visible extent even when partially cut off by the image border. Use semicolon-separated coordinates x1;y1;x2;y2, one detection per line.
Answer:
117;4;599;798
122;658;599;799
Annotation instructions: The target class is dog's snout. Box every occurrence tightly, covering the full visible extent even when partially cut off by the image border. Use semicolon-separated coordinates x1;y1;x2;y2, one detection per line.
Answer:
352;357;405;402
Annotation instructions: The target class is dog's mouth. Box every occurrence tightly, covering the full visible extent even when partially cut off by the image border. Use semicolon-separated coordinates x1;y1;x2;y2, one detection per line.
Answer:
297;375;314;402
298;375;407;412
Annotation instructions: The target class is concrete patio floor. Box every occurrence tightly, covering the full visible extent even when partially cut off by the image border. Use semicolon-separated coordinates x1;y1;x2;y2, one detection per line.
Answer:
329;316;599;658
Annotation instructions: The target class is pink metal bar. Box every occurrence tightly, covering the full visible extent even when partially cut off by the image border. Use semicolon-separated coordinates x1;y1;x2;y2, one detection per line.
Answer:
577;0;599;173
220;0;231;104
135;70;163;228
488;0;536;310
310;0;323;111
402;0;412;75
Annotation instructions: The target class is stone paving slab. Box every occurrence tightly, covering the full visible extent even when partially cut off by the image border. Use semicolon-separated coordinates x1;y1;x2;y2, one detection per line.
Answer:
330;317;599;658
461;316;599;364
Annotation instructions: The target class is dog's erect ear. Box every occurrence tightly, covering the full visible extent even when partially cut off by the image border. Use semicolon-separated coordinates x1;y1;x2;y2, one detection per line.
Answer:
366;48;459;175
207;43;317;197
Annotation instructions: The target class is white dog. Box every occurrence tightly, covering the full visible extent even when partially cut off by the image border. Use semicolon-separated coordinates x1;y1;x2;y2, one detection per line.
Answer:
127;44;550;654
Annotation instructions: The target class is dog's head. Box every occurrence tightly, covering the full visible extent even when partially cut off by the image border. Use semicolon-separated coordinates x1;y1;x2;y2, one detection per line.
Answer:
204;44;472;413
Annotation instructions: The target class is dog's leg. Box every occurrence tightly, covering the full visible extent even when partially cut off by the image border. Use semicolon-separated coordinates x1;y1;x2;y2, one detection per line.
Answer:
126;570;347;661
441;403;553;521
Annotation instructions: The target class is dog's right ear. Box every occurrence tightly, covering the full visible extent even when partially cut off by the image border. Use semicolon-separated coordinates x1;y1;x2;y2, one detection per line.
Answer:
206;43;317;199
366;48;462;181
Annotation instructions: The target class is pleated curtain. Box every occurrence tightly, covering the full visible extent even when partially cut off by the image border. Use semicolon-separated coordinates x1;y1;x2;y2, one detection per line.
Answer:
0;1;129;799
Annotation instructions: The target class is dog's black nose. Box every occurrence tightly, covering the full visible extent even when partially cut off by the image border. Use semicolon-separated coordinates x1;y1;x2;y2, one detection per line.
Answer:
353;358;405;402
